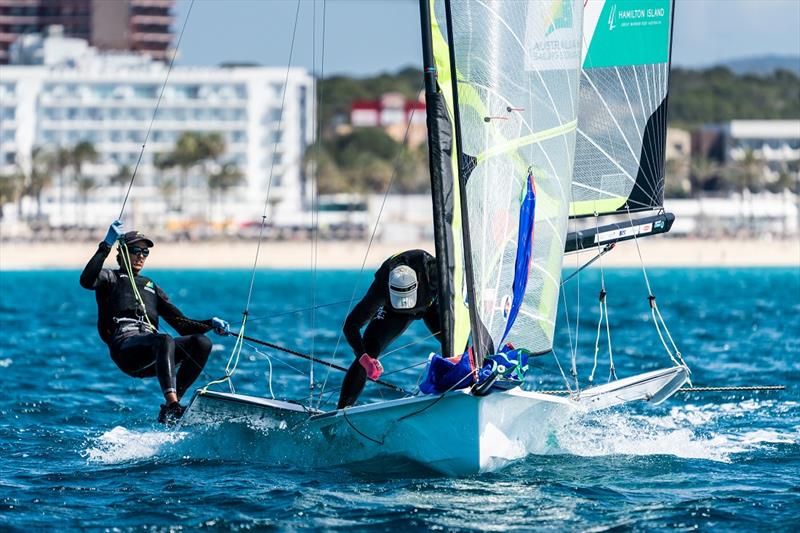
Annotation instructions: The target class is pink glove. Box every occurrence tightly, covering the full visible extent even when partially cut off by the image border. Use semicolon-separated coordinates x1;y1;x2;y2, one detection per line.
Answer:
359;353;384;381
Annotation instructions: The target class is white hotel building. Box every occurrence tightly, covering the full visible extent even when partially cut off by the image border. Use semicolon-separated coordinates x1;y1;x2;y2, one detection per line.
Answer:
0;32;314;228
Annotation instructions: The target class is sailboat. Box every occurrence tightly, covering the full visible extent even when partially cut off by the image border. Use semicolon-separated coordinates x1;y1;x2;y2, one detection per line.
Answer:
181;0;689;476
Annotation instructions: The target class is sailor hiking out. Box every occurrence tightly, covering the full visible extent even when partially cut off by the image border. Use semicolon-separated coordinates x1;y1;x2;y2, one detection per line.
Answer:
80;220;230;424
338;249;442;408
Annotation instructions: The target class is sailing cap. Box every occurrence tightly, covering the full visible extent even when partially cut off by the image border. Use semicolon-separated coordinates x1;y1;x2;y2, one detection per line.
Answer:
121;230;154;247
388;265;417;310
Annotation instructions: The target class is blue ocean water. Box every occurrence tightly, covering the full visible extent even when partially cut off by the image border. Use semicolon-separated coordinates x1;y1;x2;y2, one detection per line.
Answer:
1;266;798;530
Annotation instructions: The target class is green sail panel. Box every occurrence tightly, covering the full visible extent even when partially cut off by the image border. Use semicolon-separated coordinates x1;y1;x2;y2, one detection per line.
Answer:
429;2;472;358
432;0;583;354
571;0;673;217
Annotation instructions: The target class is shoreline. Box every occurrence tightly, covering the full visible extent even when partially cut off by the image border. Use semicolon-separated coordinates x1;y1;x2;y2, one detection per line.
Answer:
1;238;798;270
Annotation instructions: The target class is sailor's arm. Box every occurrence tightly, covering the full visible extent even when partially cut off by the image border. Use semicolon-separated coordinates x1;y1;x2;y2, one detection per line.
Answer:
81;220;124;290
79;242;112;290
156;285;213;335
343;278;385;356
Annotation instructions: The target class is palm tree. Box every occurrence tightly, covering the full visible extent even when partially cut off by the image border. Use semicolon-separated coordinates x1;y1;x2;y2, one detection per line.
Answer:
208;162;244;217
731;148;765;194
53;146;71;216
110;165;132;195
689;156;721;196
0;170;24;220
26;146;56;218
727;148;767;235
161;132;228;211
71;141;99;183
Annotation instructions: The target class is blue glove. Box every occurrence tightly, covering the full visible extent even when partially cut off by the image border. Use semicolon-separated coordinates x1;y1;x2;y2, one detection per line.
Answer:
211;317;230;335
104;220;124;246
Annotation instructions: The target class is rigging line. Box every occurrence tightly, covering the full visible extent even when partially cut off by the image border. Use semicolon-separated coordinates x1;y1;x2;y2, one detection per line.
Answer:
245;299;352;322
309;0;328;403
315;80;424;409
246;341;309;377
238;331;406;393
550;344;574;395
561;243;615;284
242;0;303;317
250;346;276;399
118;0;195;220
623;205;689;377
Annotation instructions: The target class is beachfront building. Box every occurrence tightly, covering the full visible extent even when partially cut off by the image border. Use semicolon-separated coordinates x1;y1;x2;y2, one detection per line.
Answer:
694;120;800;187
0;0;175;64
0;31;314;229
349;92;427;148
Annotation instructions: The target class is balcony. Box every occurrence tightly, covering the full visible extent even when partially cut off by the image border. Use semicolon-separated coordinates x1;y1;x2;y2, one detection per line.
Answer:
130;0;174;8
131;31;172;43
131;14;173;25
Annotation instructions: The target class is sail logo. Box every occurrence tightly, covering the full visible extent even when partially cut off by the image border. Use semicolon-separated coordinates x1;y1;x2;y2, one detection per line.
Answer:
545;0;573;37
608;4;617;31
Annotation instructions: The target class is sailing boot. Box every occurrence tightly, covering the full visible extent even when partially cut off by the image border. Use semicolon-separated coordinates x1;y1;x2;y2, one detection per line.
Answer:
158;402;185;425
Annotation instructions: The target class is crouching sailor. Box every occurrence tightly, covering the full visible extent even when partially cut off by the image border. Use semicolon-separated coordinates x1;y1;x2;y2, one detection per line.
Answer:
338;249;442;408
80;220;230;424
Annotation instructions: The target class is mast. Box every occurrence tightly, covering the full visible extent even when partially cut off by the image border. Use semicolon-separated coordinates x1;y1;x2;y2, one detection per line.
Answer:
419;0;454;358
441;0;491;366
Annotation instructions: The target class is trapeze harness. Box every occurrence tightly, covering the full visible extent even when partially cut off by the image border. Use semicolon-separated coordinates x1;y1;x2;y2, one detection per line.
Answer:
79;242;213;398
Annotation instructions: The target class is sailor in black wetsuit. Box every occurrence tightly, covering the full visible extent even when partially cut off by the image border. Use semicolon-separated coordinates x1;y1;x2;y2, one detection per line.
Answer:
80;221;230;424
338;249;442;408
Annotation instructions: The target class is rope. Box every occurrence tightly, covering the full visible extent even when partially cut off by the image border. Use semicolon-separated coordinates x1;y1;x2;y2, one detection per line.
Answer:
251;346;276;399
537;385;786;395
118;0;195;219
118;243;154;330
309;0;328;406
625;205;691;383
588;211;615;383
561;243;615;284
208;0;303;393
674;385;785;392
245;299;351;323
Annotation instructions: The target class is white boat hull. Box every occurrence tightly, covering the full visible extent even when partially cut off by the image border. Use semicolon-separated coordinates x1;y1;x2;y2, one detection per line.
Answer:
181;366;688;475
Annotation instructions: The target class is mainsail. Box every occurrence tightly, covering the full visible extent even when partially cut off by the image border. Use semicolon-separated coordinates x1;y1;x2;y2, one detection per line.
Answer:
423;0;584;359
571;0;674;217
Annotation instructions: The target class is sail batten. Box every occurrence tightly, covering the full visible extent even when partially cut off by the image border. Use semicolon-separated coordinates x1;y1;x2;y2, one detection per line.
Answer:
571;0;674;219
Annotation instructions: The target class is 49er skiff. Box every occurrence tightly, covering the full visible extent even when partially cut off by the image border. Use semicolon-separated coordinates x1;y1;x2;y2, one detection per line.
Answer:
181;0;690;476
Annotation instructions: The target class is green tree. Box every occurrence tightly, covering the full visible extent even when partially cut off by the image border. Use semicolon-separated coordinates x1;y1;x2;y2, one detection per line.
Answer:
26;146;56;218
53;146;71;216
689;156;722;195
110;164;132;190
0;170;24;220
664;157;690;198
208;162;244;212
160;132;227;210
71;141;99;183
730;148;766;193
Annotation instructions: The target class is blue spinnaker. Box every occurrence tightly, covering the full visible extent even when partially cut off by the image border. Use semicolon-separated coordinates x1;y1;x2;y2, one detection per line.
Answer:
499;172;537;345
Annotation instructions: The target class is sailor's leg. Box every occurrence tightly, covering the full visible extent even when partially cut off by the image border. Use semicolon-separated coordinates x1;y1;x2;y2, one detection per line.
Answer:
337;310;415;409
110;333;160;378
173;334;212;400
362;308;415;357
422;305;443;343
337;360;367;410
111;332;178;401
152;334;178;401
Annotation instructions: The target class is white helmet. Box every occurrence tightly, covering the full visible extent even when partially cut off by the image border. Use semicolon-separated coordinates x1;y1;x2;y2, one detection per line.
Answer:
388;265;418;310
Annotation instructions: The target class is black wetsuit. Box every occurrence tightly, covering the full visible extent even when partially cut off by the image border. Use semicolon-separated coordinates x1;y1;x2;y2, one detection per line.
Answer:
338;249;442;408
80;242;213;399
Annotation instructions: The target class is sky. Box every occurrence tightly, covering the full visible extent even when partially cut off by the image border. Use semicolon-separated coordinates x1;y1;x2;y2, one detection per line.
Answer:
173;0;800;75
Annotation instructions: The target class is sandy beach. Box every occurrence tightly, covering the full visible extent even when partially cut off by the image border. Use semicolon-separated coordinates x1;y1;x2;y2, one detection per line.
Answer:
1;238;798;270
